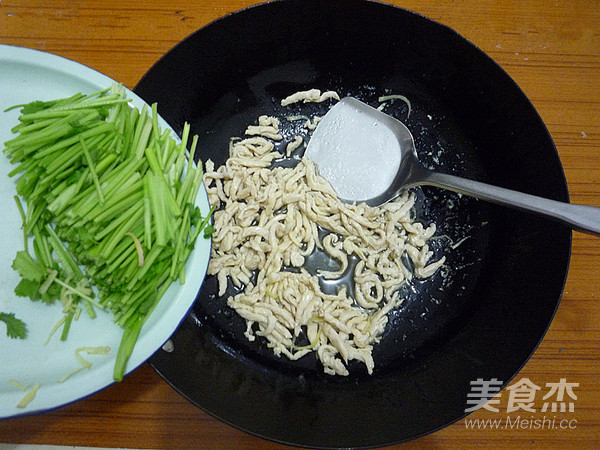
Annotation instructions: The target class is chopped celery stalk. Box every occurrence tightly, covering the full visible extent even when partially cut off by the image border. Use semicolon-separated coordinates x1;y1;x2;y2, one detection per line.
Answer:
113;316;143;382
3;84;214;381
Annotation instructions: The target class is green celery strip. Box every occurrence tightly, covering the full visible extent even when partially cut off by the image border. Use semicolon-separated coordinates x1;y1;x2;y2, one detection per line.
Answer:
60;310;75;341
124;245;165;291
80;136;105;204
31;122;114;161
32;226;52;269
82;299;96;320
45;225;83;280
145;174;166;246
113;316;143;382
143;181;152;249
97;207;144;258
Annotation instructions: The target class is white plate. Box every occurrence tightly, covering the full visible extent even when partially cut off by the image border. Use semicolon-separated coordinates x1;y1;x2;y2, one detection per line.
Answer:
0;44;211;418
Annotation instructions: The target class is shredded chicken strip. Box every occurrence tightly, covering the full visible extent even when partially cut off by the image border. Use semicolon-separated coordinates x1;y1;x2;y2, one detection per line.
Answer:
281;89;340;106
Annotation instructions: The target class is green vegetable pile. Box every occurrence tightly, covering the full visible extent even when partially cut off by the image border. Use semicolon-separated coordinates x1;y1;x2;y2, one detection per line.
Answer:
3;84;213;381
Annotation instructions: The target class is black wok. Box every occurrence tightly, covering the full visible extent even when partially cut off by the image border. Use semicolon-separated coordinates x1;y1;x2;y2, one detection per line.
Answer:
133;0;571;447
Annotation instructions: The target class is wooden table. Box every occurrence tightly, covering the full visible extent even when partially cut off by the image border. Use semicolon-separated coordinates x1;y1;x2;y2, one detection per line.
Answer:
1;0;598;448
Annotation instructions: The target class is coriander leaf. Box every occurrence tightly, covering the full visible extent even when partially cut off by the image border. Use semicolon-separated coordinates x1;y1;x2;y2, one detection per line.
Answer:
203;223;215;239
4;100;49;114
12;251;46;281
187;204;202;221
20;100;51;114
0;312;27;339
14;278;41;300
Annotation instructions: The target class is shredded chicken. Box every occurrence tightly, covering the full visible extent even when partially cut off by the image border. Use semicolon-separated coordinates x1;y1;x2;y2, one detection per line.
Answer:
245;115;283;140
281;89;340;106
285;135;303;157
203;94;445;376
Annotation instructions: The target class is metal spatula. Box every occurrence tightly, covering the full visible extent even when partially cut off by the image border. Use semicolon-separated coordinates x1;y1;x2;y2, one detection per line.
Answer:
304;97;600;236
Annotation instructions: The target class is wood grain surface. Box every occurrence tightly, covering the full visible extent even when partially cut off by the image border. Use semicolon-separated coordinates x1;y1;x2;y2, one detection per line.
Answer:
1;0;599;449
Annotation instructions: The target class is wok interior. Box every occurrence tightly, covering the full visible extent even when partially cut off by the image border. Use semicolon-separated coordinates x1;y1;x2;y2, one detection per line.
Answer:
136;0;571;446
194;87;493;375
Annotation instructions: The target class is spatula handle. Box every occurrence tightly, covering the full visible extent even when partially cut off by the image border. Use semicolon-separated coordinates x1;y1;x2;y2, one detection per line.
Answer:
422;171;600;237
